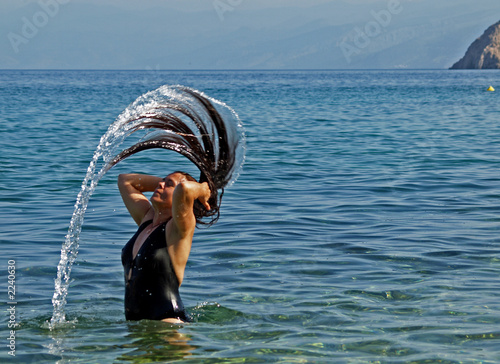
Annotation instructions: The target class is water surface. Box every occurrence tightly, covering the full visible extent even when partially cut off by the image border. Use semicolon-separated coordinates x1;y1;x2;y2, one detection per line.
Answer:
1;70;500;363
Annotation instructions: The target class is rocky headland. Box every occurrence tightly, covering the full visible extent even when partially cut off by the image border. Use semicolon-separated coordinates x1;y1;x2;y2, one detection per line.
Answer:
450;21;500;69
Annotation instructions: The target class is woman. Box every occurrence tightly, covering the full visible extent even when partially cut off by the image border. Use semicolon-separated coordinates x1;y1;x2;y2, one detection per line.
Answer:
118;171;211;323
107;86;243;322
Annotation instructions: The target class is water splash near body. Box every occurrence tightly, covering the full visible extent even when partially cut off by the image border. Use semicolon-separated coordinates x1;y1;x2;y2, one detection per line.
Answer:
49;85;245;329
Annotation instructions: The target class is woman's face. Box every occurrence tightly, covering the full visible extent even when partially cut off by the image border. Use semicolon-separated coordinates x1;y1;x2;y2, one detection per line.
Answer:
150;172;187;209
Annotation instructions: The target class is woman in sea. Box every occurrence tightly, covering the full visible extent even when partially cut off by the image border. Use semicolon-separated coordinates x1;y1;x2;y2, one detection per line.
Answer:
118;171;211;323
107;86;244;323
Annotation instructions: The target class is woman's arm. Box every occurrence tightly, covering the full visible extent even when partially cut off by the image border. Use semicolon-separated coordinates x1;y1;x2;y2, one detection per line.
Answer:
171;181;211;237
118;173;161;225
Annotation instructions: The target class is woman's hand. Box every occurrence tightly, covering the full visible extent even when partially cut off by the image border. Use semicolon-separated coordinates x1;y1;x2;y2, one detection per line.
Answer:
197;182;211;211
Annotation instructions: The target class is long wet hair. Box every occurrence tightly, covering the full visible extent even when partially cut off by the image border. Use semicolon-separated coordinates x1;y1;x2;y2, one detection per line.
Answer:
107;86;243;225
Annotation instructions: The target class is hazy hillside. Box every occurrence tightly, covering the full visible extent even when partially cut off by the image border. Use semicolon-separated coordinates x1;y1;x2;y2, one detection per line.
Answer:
1;0;500;69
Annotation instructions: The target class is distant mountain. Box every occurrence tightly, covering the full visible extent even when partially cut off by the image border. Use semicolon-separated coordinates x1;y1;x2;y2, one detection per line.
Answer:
2;1;500;69
450;21;500;69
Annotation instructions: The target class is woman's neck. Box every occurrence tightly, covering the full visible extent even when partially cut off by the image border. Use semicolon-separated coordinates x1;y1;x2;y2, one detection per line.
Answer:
152;208;172;227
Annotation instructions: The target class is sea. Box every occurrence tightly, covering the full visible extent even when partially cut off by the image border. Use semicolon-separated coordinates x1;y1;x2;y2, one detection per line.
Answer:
1;69;500;363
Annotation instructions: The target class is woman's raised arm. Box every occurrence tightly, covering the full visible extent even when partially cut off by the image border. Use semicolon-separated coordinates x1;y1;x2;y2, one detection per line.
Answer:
118;173;162;225
171;181;211;237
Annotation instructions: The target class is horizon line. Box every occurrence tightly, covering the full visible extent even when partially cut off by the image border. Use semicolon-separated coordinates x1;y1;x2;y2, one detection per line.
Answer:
2;68;495;72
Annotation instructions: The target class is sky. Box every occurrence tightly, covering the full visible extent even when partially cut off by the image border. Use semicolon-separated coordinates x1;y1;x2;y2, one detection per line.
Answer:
1;0;500;69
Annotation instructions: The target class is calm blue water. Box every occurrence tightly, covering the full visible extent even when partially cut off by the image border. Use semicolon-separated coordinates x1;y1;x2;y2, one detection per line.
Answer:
1;70;500;363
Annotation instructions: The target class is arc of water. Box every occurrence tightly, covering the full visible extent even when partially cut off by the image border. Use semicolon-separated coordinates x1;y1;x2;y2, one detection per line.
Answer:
49;93;168;328
49;110;141;328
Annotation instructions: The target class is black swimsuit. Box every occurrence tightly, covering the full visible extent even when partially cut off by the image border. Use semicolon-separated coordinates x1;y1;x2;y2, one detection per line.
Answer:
121;220;189;321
